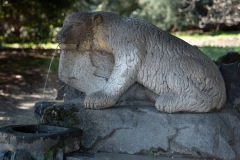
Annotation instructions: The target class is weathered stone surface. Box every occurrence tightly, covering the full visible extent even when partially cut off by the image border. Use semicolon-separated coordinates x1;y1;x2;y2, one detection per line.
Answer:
220;61;240;108
55;11;226;113
38;101;240;160
63;85;85;102
66;152;191;160
11;149;34;160
0;125;82;160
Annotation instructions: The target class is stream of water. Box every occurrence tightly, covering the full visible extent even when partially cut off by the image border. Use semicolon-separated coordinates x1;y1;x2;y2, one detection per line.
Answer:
40;44;60;107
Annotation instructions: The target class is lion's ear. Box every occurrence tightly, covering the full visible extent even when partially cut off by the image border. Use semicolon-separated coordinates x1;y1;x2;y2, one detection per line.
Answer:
93;14;103;25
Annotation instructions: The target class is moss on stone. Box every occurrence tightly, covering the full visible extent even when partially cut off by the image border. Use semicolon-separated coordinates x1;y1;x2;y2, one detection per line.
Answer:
42;106;79;127
44;140;64;160
44;150;52;160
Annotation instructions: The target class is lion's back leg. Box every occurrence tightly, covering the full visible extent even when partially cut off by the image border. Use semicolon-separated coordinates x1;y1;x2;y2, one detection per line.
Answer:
155;72;219;113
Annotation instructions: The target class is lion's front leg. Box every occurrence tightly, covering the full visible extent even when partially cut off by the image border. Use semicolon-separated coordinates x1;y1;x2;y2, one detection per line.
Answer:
84;48;142;109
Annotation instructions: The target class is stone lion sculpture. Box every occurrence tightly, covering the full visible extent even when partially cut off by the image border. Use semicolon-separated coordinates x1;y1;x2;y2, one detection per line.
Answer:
55;11;226;113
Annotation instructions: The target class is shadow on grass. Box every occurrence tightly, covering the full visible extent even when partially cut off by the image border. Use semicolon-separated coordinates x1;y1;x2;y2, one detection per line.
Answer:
199;46;240;61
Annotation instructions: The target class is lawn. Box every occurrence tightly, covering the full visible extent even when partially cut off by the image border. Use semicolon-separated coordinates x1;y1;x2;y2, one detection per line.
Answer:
199;46;240;61
175;32;240;42
174;32;240;60
1;32;240;61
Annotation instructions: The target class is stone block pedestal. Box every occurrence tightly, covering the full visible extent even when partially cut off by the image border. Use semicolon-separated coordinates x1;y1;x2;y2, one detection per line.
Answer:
36;100;240;160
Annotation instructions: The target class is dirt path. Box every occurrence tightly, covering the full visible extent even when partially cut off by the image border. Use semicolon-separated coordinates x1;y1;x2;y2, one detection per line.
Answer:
0;49;62;127
0;91;58;126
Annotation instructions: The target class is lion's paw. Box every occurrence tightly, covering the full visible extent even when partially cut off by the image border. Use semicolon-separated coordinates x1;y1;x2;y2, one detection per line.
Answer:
155;93;177;113
84;90;117;109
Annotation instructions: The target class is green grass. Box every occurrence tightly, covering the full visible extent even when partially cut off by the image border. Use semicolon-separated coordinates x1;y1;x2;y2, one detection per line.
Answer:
173;32;240;60
2;44;240;62
2;32;240;61
174;32;240;41
2;42;58;49
199;46;240;61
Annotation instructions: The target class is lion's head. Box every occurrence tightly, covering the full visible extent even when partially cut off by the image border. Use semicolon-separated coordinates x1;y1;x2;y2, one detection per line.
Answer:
55;12;103;50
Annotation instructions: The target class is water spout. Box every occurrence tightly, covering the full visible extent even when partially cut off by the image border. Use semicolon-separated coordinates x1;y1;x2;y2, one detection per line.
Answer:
40;44;60;107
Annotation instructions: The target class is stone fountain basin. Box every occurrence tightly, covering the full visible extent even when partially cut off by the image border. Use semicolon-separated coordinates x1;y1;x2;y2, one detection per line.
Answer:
0;124;82;154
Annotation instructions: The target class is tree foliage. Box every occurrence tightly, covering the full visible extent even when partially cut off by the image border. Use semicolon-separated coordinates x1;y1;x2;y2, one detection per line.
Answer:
0;0;78;43
1;0;239;45
198;0;240;29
